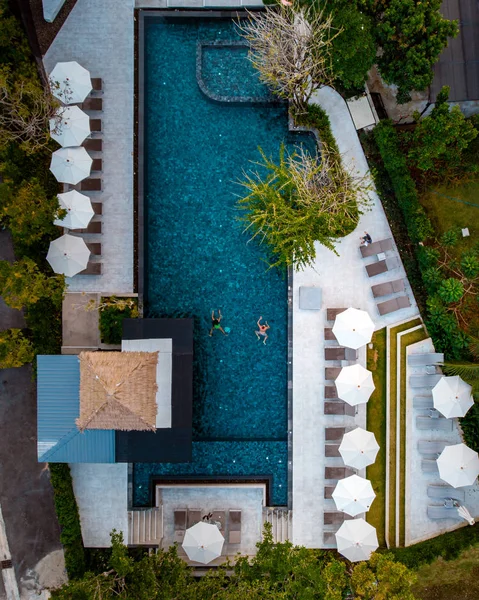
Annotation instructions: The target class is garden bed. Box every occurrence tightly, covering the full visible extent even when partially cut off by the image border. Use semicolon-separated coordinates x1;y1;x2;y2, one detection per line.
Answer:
99;296;139;346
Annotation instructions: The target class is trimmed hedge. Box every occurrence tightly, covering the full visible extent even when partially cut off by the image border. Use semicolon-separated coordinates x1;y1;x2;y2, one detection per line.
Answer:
373;120;433;243
49;464;86;579
293;103;339;156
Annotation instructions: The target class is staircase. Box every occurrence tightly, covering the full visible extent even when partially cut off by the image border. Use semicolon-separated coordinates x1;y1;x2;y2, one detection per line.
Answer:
128;507;163;545
263;508;293;542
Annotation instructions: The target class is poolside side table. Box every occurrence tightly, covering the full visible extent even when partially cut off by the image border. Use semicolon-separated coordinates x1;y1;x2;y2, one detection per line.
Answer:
299;286;322;310
377;252;386;261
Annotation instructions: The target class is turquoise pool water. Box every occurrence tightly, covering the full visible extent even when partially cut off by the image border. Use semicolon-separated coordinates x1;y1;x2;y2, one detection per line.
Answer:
135;16;316;507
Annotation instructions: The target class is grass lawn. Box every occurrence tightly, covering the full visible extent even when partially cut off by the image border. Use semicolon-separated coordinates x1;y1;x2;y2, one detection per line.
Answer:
399;327;427;547
413;545;479;600
366;327;387;547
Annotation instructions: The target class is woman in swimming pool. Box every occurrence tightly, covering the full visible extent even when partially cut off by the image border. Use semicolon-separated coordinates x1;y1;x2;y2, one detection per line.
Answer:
255;316;270;345
209;309;228;336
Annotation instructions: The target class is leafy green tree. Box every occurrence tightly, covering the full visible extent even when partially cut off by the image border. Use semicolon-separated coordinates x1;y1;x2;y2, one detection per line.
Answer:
438;278;464;304
407;87;478;179
361;0;458;103
0;258;64;310
0;328;34;368
351;552;417;599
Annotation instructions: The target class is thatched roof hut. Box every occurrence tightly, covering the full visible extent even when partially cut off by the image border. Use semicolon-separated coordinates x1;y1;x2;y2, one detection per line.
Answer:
77;351;158;432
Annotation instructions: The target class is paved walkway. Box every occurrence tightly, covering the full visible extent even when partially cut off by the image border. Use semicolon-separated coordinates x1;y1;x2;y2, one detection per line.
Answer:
43;0;135;294
291;87;420;548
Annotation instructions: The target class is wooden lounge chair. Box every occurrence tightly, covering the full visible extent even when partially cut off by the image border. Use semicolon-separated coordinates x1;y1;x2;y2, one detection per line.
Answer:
174;509;187;543
91;158;103;172
90;118;102;132
325;427;345;441
91;77;103;92
78;179;102;192
325;443;341;457
324;486;335;500
228;510;241;544
86;242;101;255
427;505;461;520
377;295;411;315
299;286;322;310
421;459;439;473
366;257;400;278
325;347;357;361
187;509;201;528
416;416;453;431
325;467;354;480
210;510;226;531
324;512;353;525
427;485;465;502
408;353;444;366
326;308;347;321
418;440;447;455
360;238;393;258
92;202;103;215
324;402;355;417
413;395;434;409
83;138;103;152
410;374;442;388
325;367;341;381
325;385;338;399
81;97;103;111
324;328;337;341
73;221;102;234
78;262;102;275
371;278;405;298
323;532;337;545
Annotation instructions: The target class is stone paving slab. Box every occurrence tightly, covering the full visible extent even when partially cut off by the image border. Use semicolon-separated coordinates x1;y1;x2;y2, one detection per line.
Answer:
62;293;100;351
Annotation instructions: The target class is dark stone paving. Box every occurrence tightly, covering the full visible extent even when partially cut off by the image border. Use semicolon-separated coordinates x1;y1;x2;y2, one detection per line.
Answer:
0;230;62;584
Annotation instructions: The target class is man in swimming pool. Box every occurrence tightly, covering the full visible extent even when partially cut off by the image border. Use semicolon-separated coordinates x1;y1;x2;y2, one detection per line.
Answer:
209;309;227;336
255;316;270;345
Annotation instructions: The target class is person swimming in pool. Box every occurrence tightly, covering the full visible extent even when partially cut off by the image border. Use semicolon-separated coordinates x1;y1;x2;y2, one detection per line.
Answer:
209;309;228;336
255;316;270;345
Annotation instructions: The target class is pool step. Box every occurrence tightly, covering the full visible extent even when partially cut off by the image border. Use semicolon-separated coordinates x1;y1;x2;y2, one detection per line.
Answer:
263;508;292;543
128;507;163;545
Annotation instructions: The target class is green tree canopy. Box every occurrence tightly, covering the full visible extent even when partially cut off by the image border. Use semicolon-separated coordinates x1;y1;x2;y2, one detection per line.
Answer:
0;328;34;368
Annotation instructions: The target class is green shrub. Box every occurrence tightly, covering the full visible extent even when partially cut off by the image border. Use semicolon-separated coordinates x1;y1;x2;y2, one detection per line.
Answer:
438;278;464;303
422;266;443;294
99;298;139;345
460;402;479;453
441;228;459;248
26;296;62;356
461;254;479;279
49;464;86;580
425;295;468;358
293;103;339;156
0;328;34;368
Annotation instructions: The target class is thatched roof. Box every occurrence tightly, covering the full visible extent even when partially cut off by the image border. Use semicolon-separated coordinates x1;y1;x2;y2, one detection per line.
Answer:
77;351;158;432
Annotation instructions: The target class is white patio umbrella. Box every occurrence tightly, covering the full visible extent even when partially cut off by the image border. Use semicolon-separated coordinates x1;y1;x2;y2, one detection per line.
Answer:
336;364;375;406
335;518;378;562
432;375;474;419
182;521;224;564
54;190;94;230
332;308;375;350
49;105;91;147
46;234;90;277
339;427;380;470
49;61;92;104
437;443;479;488
50;147;92;184
332;475;376;517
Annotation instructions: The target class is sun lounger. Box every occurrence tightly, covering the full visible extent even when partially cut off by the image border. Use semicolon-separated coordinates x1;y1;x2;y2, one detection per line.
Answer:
360;238;393;258
427;485;465;502
325;347;358;361
377;295;411;315
325;367;341;381
86;242;101;255
210;510;226;531
325;467;354;480
427;505;461;520
78;262;102;275
325;385;338;399
323;532;337;545
410;374;442;388
91;78;103;92
413;395;434;409
421;459;439;473
89;118;102;132
324;328;337;341
325;443;341;457
299;286;322;310
76;178;102;192
174;509;187;543
366;257;400;278
324;486;335;499
91;158;103;172
325;427;345;441
228;509;241;544
92;202;103;215
418;440;448;455
324;402;355;416
408;353;444;366
83;138;103;152
324;512;350;525
326;308;347;321
371;278;405;298
73;221;102;234
187;509;201;528
81;97;103;111
416;416;453;431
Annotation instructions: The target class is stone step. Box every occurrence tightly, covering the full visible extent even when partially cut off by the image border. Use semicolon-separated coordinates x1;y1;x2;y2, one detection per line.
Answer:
128;508;163;545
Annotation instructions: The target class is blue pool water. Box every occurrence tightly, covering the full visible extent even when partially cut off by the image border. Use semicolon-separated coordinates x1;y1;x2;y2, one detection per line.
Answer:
136;17;316;507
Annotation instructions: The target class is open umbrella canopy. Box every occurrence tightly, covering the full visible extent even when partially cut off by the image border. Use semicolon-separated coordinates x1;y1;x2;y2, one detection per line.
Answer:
49;61;92;104
50;146;92;184
437;443;479;488
336;364;375;406
50;105;91;147
339;427;379;469
432;375;474;419
46;234;90;277
335;518;378;562
332;308;375;350
332;475;376;517
54;190;94;230
182;521;224;564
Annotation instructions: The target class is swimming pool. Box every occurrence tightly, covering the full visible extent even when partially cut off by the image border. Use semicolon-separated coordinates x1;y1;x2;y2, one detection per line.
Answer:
135;15;316;507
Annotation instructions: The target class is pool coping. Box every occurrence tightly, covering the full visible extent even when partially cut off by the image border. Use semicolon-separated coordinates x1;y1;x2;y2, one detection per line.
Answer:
136;9;321;510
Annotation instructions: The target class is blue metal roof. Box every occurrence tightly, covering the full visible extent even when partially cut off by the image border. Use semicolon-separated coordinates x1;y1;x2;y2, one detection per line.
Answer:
37;355;115;463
